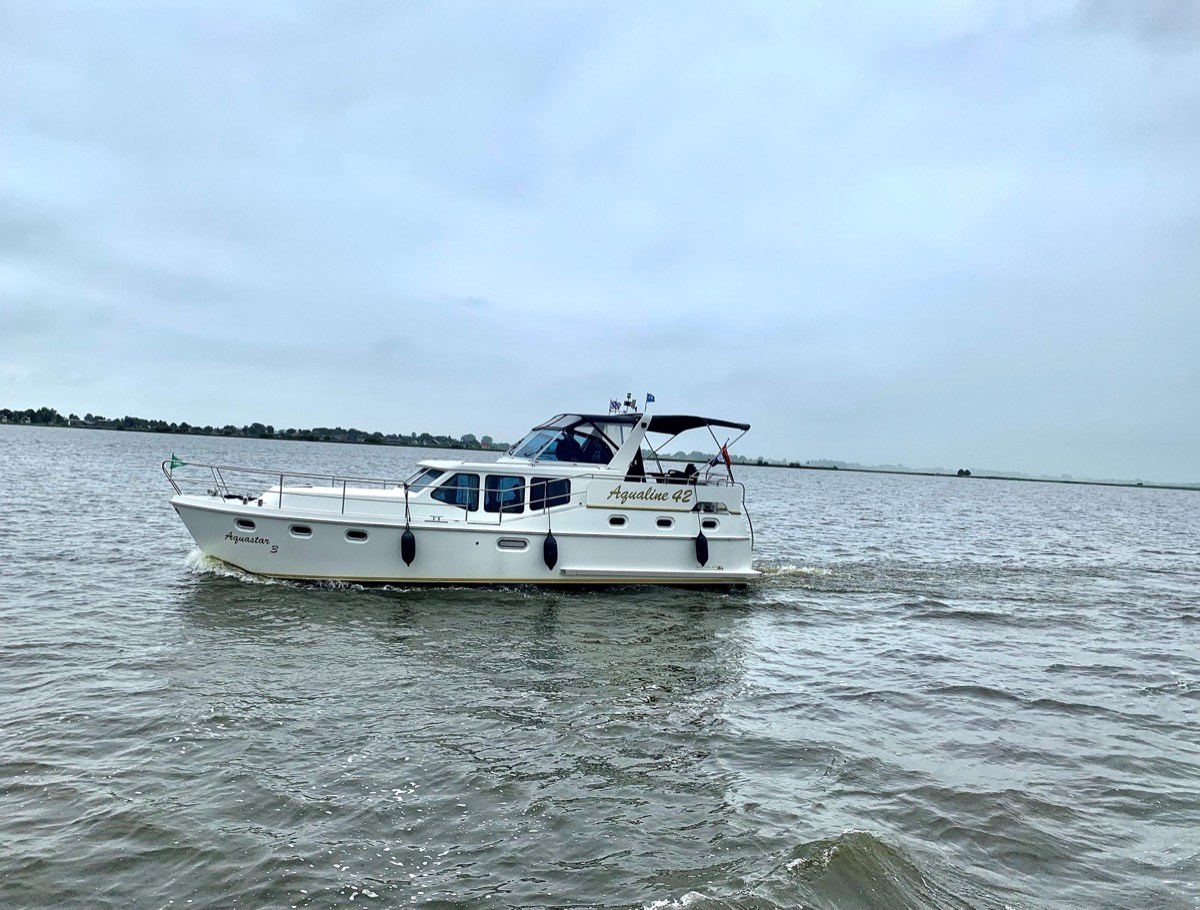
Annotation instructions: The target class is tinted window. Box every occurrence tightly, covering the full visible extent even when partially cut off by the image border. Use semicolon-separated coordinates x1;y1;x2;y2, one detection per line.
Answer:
510;429;557;459
579;432;613;464
431;473;479;510
485;475;525;513
530;477;571;510
406;468;444;491
543;430;586;463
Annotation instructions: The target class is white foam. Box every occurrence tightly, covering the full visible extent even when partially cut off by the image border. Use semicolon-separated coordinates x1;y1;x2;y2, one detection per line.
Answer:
643;892;707;910
760;564;832;577
183;548;282;585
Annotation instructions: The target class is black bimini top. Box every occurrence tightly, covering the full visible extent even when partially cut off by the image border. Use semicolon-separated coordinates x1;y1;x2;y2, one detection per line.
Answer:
556;413;750;434
646;415;751;435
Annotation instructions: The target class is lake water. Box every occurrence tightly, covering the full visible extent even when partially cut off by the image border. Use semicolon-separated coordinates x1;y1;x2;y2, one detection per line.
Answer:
2;425;1196;909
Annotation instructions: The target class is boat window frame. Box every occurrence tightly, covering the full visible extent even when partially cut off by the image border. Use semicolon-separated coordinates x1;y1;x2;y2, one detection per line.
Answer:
506;415;620;463
508;429;560;460
484;474;526;514
405;467;445;492
530;477;571;511
431;472;480;511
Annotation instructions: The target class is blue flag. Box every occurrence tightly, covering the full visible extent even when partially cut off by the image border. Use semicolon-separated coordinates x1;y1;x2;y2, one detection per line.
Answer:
609;399;620;411
646;392;656;403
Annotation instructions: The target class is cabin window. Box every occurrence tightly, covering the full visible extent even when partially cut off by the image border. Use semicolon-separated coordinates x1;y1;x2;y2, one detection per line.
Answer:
701;519;719;531
484;475;525;513
510;429;558;459
405;468;444;492
497;538;528;550
289;524;313;538
345;529;369;542
235;518;256;532
656;517;674;529
530;477;571;510
507;417;618;463
432;473;479;511
579;432;614;464
539;429;613;464
608;515;627;527
543;430;587;463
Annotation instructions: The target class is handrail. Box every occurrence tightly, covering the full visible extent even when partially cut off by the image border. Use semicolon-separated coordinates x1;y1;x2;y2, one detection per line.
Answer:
164;458;410;487
162;456;741;492
163;457;746;524
162;459;182;495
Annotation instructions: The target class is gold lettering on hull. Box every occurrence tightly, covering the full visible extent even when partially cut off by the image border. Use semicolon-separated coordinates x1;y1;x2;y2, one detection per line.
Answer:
605;484;693;506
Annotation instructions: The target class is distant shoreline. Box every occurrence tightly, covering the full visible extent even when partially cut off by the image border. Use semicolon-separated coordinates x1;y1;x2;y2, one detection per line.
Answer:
0;406;505;453
783;463;1200;493
4;415;1196;493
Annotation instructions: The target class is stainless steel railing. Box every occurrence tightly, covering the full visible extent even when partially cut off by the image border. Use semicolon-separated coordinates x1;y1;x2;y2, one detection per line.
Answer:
162;457;746;523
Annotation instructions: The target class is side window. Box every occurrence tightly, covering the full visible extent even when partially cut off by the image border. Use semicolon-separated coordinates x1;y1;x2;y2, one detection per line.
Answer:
580;433;612;464
485;475;525;513
513;430;557;459
530;477;571;511
551;431;585;462
406;468;444;492
431;473;479;510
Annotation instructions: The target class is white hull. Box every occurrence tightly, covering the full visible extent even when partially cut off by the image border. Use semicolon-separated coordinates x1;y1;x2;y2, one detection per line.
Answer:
166;409;760;587
172;495;758;587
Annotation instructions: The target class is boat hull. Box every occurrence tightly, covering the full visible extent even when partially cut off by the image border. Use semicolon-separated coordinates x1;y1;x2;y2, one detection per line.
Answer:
172;496;759;587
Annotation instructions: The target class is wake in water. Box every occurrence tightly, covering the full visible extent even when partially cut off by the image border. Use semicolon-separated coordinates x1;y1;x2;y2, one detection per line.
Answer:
757;564;833;578
184;549;401;592
184;548;283;585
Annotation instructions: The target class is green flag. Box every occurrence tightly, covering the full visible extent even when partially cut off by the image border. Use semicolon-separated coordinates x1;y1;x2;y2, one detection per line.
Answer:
169;454;187;470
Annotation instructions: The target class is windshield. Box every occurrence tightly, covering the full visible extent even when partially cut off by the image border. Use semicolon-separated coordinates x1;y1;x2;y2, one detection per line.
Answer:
507;417;618;463
507;429;559;459
538;428;613;464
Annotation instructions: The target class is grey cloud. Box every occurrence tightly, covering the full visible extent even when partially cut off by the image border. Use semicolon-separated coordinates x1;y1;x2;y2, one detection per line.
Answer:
1077;0;1200;47
1;1;1197;481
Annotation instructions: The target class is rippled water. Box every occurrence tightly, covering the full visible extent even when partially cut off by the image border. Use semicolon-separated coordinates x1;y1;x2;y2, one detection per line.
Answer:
2;425;1197;909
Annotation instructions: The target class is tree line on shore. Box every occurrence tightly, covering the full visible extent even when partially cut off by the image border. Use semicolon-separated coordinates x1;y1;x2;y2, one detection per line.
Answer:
0;406;505;451
4;405;807;467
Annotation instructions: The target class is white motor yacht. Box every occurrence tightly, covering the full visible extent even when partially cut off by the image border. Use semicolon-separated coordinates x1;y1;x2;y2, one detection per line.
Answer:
164;409;759;586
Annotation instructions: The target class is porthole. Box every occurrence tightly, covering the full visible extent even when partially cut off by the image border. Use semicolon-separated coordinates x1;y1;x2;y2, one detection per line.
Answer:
656;517;674;529
345;528;369;543
701;518;719;531
497;537;529;551
235;518;256;532
608;515;627;528
289;524;313;538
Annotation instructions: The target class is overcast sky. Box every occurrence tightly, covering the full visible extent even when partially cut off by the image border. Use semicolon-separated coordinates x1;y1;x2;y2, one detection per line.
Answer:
2;1;1198;481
